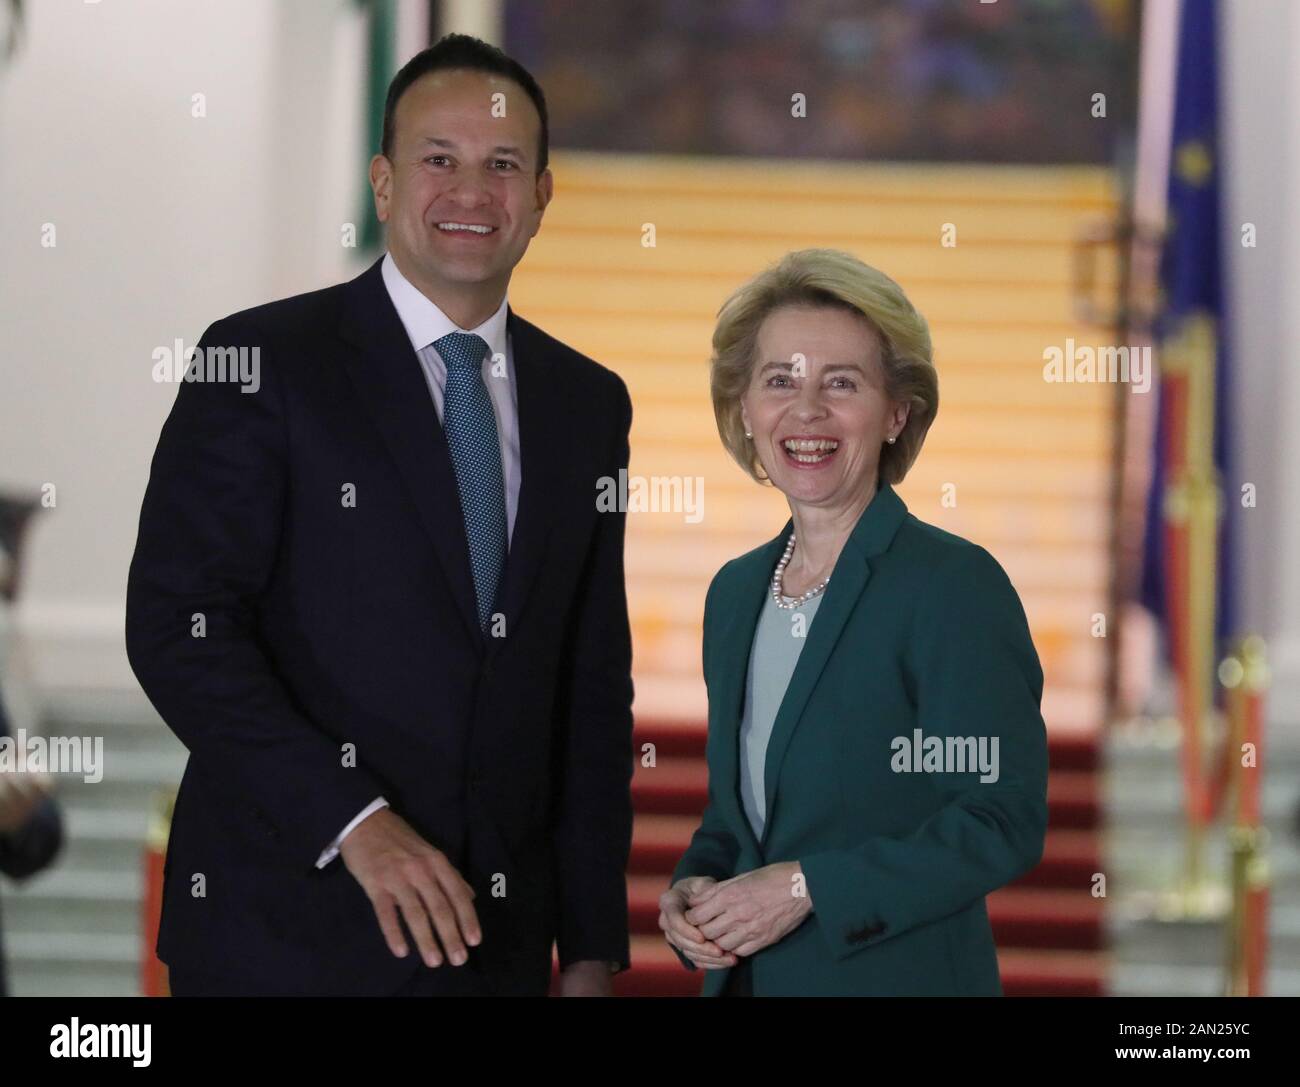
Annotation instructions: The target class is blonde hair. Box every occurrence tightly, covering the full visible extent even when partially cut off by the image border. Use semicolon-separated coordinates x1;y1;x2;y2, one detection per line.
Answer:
710;248;938;486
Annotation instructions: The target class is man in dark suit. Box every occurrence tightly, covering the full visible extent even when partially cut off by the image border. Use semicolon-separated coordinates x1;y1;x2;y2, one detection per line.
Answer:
0;693;64;998
125;35;634;996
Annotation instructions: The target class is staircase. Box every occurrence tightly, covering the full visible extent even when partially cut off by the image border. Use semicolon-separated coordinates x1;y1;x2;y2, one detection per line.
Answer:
1;692;187;996
516;153;1118;995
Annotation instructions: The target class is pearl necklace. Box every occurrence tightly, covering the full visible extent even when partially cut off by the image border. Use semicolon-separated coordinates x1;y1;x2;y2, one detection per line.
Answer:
771;533;831;609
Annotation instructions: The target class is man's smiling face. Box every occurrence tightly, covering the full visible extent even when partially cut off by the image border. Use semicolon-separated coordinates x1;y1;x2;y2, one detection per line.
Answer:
370;67;552;307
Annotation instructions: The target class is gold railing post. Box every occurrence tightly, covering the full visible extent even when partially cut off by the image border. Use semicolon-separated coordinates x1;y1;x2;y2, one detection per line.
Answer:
1221;637;1270;996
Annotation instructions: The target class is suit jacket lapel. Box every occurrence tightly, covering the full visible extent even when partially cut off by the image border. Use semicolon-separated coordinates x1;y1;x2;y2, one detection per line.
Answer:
710;528;787;859
486;310;563;655
757;482;910;850
709;484;910;858
336;263;568;650
336;257;482;644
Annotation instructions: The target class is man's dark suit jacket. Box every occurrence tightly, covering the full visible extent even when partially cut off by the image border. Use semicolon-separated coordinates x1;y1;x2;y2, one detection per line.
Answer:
0;695;64;998
125;256;635;996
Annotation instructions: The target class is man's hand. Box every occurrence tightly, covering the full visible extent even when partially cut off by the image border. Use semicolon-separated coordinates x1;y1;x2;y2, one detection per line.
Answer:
683;862;812;957
0;768;53;835
558;960;613;996
339;807;481;967
658;875;739;969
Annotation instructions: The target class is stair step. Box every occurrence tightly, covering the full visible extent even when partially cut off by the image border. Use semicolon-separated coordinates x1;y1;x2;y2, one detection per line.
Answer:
5;867;140;902
625;875;1103;951
633;720;1101;771
629;813;1101;889
995;948;1109;997
6;931;138;964
631;758;1099;829
631;675;1104;739
5;963;139;998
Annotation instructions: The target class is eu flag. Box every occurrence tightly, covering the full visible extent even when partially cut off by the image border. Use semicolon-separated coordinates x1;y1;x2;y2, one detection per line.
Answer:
1139;0;1237;667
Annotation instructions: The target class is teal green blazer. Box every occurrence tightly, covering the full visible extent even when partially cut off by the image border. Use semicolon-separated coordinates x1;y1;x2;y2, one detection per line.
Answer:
670;482;1049;996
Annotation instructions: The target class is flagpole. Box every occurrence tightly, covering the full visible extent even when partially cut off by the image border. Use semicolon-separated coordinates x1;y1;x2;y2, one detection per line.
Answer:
1113;0;1179;731
1148;0;1234;923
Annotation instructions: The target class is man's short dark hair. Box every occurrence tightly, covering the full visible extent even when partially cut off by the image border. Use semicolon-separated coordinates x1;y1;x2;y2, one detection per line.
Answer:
381;33;550;174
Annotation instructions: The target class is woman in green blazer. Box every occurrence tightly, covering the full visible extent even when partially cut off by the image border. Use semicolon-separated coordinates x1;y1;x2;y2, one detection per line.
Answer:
659;249;1049;997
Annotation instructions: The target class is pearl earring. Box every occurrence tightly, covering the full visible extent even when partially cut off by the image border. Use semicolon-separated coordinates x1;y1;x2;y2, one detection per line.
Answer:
745;431;753;438
887;436;897;444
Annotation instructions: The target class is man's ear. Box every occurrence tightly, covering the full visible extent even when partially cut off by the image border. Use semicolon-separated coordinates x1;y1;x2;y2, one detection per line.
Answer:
369;154;393;223
532;168;554;225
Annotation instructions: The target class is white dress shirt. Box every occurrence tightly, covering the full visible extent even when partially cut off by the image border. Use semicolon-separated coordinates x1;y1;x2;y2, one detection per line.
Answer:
315;251;521;868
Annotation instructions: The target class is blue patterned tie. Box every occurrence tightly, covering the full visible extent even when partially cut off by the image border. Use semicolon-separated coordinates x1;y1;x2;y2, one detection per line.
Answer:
434;332;506;633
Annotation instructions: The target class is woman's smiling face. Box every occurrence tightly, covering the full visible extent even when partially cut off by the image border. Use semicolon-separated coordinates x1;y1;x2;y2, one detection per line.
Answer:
741;304;910;514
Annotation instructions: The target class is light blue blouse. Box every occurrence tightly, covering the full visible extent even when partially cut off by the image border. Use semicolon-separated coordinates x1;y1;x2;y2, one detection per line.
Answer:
737;589;823;841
